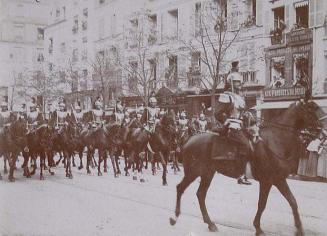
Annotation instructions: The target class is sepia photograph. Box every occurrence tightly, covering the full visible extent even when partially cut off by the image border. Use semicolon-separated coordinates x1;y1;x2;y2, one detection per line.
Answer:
0;0;327;235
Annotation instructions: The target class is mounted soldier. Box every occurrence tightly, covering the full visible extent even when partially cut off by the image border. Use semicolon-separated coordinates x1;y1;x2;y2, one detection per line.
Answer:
214;61;252;185
92;97;104;128
123;111;131;125
198;113;208;133
114;100;125;125
177;111;188;131
71;102;85;126
141;95;160;132
55;99;69;129
0;101;12;129
26;98;43;132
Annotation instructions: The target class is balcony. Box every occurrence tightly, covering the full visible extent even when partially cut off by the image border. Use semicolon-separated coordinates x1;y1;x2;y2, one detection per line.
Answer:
270;28;285;45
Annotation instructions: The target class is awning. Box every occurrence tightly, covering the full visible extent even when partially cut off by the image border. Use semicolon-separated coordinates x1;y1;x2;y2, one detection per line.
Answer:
294;0;308;8
254;99;327;111
254;101;293;110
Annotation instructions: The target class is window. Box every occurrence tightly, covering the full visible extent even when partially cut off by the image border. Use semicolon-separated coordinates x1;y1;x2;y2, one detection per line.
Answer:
37;49;44;62
83;8;88;17
167;9;178;40
60;42;66;53
62;6;66;18
72;16;78;34
293;53;309;87
273;7;285;30
14;23;24;41
49;38;53;54
148;14;157;44
295;3;308;28
82;21;87;30
195;2;201;36
81;69;88;90
49;63;53;71
191;52;201;71
37;28;44;40
269;56;285;88
166;55;178;88
56;8;60;17
72;49;78;62
243;0;256;27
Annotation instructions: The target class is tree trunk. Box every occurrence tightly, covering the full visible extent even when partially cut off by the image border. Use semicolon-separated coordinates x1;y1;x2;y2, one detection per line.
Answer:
210;91;217;113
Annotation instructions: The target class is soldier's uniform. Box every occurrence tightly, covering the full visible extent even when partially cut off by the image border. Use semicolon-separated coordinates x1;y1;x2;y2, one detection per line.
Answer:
27;102;43;131
115;101;125;125
177;112;188;131
214;62;252;185
144;97;160;132
198;113;208;133
72;105;85;125
56;102;69;129
0;102;12;128
92;99;104;127
123;111;131;125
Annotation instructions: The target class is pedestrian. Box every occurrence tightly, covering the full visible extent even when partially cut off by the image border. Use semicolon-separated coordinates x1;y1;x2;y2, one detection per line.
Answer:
297;130;310;176
317;135;327;180
305;136;321;178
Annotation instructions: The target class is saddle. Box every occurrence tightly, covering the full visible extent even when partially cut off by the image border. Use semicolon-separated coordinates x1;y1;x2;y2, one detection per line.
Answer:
210;134;240;161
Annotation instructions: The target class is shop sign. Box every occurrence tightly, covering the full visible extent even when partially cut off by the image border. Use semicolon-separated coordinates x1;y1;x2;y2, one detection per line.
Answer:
266;44;311;57
286;28;312;46
264;86;306;100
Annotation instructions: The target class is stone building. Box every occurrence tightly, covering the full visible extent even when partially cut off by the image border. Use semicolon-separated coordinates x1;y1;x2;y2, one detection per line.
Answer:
0;0;49;108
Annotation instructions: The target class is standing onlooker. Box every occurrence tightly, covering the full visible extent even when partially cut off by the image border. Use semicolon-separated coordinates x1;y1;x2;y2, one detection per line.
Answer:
317;135;327;180
297;130;311;176
305;136;321;178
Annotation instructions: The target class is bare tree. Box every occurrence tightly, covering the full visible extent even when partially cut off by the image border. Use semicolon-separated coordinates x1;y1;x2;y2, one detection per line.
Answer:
119;16;158;107
183;0;243;110
89;50;121;109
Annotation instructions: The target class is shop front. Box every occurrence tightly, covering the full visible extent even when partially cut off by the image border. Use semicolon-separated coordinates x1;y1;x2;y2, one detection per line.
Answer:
260;28;313;120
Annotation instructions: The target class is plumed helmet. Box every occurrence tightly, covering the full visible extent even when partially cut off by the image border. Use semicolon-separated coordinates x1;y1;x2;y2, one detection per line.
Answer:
149;97;157;104
180;112;186;117
200;113;205;119
59;102;65;108
95;100;102;108
1;101;8;107
117;104;123;111
124;111;129;116
160;110;165;116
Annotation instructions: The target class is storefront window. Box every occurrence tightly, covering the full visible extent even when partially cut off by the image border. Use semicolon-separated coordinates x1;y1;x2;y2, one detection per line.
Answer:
293;53;309;87
269;56;285;88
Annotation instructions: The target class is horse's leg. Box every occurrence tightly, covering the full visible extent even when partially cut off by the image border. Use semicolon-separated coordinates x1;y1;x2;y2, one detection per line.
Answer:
253;181;272;235
78;150;84;170
39;153;45;180
22;151;31;178
115;152;121;175
109;153;118;178
144;151;148;169
97;149;103;176
55;152;62;166
72;153;76;167
47;152;55;176
86;149;91;174
4;154;8;174
170;173;198;226
8;153;18;182
275;180;303;236
66;152;73;179
124;155;130;176
103;151;108;173
150;153;156;175
93;152;98;167
197;171;217;232
158;152;168;186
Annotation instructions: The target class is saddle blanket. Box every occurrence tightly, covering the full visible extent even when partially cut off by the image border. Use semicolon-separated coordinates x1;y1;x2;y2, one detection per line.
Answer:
210;135;239;161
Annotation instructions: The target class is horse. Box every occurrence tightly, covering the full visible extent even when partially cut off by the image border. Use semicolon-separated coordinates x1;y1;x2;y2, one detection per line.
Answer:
0;117;28;181
24;124;55;180
124;114;176;185
170;100;324;235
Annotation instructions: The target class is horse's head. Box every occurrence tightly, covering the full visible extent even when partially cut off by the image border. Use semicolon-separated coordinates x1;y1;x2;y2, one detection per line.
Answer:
288;100;324;132
9;118;28;148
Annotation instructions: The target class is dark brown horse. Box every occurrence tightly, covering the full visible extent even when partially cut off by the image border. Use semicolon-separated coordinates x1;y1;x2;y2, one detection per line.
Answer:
0;117;28;181
170;101;323;235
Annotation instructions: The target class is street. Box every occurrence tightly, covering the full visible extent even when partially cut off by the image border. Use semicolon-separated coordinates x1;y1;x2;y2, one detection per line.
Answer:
0;156;327;236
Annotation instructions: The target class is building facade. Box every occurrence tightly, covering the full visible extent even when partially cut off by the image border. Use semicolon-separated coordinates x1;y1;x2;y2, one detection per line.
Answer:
0;0;49;108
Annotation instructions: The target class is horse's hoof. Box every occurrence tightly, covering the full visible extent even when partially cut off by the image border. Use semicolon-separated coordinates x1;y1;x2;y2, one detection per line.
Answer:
163;181;168;186
9;176;15;182
140;178;145;183
0;175;2;180
40;176;45;180
104;169;108;173
125;172;130;177
50;172;55;176
117;170;121;175
114;174;119;178
27;175;31;178
208;223;218;232
295;228;304;236
78;166;83;170
69;175;73;179
133;176;137;180
98;172;102;176
169;217;176;226
44;166;48;170
87;170;91;174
